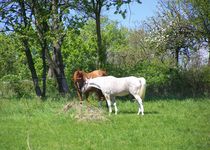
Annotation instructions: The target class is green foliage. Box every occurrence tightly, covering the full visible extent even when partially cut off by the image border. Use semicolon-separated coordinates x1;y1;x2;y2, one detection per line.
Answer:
185;0;210;40
0;75;34;98
63;19;129;77
45;78;60;97
107;50;210;98
0;33;43;98
169;66;210;97
62;27;98;74
0;34;29;78
102;19;129;51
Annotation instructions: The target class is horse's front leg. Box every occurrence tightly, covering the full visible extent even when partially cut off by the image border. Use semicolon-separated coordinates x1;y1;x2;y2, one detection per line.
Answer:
111;96;118;115
74;83;83;104
77;91;83;104
104;94;112;115
97;89;103;107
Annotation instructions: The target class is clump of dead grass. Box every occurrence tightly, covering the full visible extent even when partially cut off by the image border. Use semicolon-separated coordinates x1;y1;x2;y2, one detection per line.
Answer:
63;101;107;121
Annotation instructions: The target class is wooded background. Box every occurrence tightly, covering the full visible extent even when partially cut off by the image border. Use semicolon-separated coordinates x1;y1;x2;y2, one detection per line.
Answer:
0;0;209;99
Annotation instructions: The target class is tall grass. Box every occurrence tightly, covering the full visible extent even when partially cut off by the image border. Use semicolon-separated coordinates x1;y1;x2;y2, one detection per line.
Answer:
0;98;209;150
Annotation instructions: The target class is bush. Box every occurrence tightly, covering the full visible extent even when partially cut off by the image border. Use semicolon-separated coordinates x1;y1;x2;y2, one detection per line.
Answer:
169;66;210;98
106;60;210;99
0;75;34;98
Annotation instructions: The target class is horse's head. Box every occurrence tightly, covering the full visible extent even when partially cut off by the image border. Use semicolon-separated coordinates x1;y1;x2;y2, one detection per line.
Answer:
73;70;86;91
81;79;90;93
81;78;102;93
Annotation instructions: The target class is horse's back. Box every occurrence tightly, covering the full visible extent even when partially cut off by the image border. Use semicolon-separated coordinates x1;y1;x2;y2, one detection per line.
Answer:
125;76;146;86
90;76;138;91
90;76;116;84
87;70;107;78
92;76;140;85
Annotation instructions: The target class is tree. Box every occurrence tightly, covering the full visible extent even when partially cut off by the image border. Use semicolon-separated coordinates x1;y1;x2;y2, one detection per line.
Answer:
62;18;129;79
30;0;70;94
143;0;205;67
0;0;72;96
62;20;98;75
183;0;210;66
0;0;43;97
73;0;141;68
156;0;210;67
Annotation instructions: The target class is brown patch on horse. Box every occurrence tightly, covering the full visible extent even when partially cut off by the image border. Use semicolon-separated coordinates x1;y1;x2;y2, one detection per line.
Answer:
73;69;107;104
85;70;107;78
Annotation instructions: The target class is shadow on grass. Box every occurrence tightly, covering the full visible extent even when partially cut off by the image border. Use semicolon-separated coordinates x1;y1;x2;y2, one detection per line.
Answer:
119;110;159;115
145;95;210;101
144;111;159;115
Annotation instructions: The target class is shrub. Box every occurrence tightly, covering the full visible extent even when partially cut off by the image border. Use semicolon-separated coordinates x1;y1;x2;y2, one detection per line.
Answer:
160;66;210;98
107;59;210;99
0;75;34;98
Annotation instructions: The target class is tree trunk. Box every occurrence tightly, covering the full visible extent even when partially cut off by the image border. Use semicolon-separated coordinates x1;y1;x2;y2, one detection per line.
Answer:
175;49;179;67
208;39;210;66
23;40;42;97
52;41;69;94
41;40;47;97
51;0;69;94
96;13;102;68
31;0;69;95
31;0;48;97
19;0;42;97
95;1;106;68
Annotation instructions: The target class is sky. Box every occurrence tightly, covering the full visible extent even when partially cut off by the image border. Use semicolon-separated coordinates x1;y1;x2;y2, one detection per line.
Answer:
104;0;159;29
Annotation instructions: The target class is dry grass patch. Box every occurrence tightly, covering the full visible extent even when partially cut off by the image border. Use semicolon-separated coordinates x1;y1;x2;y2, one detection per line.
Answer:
63;101;107;121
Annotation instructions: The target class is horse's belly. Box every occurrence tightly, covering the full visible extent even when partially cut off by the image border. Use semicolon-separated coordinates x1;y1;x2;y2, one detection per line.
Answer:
112;90;129;97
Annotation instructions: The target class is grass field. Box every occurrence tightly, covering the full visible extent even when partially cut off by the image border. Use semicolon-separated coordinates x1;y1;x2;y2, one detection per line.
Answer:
0;97;209;150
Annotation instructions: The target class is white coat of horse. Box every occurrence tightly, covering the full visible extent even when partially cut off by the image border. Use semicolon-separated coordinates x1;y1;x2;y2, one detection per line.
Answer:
82;76;146;115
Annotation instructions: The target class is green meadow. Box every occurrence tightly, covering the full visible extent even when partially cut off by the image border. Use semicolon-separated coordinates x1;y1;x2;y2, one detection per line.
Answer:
0;98;209;150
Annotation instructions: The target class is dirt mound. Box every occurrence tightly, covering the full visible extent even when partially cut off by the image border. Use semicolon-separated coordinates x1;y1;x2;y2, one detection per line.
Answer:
63;101;107;121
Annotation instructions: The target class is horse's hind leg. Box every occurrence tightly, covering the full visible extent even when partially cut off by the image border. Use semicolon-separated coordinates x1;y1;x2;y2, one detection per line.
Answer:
133;94;144;115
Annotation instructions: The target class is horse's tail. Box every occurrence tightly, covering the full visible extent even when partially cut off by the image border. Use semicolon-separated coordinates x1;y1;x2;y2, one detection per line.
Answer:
139;77;146;100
